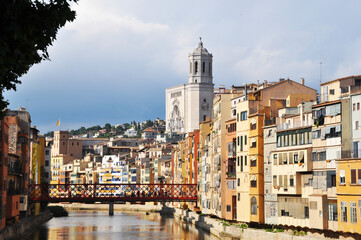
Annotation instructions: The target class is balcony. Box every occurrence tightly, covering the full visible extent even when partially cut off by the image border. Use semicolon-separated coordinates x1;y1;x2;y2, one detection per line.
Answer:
8;161;22;175
277;119;313;131
226;172;236;178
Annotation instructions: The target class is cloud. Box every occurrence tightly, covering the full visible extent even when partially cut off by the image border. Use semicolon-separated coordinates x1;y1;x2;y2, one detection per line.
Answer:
4;0;361;133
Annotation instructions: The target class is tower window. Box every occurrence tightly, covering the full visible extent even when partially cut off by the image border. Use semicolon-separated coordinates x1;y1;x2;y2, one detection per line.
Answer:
203;99;206;102
202;61;205;73
195;79;197;83
209;62;211;74
190;62;192;73
203;115;206;121
195;61;198;73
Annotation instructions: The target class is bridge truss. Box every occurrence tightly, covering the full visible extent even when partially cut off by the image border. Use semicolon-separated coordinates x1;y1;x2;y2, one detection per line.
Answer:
28;183;198;203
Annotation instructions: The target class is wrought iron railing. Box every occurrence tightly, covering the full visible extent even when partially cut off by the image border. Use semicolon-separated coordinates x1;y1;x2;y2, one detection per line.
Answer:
28;183;197;203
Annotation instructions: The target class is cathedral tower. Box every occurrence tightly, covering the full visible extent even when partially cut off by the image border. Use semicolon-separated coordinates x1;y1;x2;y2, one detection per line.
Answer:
166;39;214;133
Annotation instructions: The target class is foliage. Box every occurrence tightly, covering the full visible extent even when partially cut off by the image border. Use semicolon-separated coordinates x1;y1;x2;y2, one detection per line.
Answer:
144;120;154;128
47;205;68;217
0;0;78;118
292;230;307;236
44;131;54;137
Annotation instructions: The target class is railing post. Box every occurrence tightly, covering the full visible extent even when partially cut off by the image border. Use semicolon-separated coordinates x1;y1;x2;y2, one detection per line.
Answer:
109;201;114;216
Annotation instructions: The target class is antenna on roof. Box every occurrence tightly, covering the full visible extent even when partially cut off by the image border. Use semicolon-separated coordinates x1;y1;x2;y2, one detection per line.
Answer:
320;58;323;85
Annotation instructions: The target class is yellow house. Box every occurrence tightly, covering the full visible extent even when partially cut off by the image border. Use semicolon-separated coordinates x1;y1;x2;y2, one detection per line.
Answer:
337;158;361;234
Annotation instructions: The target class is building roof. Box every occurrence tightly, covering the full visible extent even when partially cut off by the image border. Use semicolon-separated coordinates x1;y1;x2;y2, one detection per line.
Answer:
320;75;361;86
312;99;341;108
192;38;211;55
143;127;159;133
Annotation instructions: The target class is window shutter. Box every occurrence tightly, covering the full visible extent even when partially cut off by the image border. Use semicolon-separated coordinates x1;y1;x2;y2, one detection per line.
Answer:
351;169;357;184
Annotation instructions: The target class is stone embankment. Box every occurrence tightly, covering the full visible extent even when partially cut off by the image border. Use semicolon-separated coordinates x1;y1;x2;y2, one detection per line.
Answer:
53;203;358;240
0;211;53;240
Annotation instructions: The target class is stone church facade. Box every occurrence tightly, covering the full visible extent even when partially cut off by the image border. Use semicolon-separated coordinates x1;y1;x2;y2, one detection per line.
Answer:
166;39;214;133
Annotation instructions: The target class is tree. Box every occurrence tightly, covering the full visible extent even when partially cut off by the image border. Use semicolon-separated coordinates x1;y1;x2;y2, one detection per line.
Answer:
104;123;111;131
0;0;78;118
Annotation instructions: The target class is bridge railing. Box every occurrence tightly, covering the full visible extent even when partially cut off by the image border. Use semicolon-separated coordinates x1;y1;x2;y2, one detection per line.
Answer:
28;183;197;202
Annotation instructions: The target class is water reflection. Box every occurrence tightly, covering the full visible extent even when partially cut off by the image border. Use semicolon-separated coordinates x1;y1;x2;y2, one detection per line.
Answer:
26;210;215;240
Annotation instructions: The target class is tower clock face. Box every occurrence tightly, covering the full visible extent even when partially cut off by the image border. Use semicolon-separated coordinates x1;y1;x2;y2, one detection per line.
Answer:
202;103;209;110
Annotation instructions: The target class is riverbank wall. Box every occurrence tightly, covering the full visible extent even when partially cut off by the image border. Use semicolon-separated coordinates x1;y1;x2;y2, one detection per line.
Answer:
54;203;357;240
0;211;53;240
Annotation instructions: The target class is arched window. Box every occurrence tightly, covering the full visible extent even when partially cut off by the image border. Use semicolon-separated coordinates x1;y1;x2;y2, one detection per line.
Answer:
195;61;198;73
251;197;257;215
202;61;205;73
190;62;192;73
209;62;212;74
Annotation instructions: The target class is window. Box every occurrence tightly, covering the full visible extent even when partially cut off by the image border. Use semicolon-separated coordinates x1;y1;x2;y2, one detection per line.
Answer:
284;135;289;146
293;153;298;164
277;136;281;147
305;207;309;219
290;175;294;187
245;156;247;166
240;111;247;121
351;169;357;184
359;200;361;221
203;115;206;121
312;130;321;139
341;201;347;222
45;160;49;166
202;61;205;73
356;121;359;130
273;154;278;165
195;61;198;73
238;178;240;186
227;205;231;212
299;133;304;145
251;197;257;215
358;102;360;110
350;202;357;223
273;175;277;188
241;156;243;172
358;169;361;184
238;193;240;201
250;123;256;130
251;158;257;167
244;135;247;145
250;138;256;148
329;89;335;95
328;203;338;221
340;170;346;185
354;103;357;111
251;175;257;188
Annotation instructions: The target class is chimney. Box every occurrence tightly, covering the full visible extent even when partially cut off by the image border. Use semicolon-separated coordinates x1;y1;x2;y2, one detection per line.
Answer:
264;80;268;87
301;77;305;85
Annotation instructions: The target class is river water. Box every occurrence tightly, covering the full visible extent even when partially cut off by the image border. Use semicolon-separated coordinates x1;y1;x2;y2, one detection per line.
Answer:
26;210;217;240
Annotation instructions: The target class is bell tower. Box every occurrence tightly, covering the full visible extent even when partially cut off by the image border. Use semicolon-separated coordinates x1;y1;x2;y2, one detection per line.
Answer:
188;38;213;84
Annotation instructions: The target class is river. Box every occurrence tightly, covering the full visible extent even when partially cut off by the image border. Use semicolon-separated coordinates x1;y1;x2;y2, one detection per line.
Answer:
26;210;218;240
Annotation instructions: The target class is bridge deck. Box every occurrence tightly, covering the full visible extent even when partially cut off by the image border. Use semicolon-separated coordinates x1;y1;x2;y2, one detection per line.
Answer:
28;183;197;203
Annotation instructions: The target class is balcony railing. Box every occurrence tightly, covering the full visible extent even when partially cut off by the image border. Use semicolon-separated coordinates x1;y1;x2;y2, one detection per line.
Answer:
226;172;236;178
277;119;313;131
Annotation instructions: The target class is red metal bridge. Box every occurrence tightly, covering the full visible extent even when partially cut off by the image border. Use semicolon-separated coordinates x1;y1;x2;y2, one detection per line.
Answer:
28;183;198;203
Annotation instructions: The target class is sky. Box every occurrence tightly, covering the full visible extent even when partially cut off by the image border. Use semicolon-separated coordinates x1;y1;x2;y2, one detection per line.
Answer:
4;0;361;133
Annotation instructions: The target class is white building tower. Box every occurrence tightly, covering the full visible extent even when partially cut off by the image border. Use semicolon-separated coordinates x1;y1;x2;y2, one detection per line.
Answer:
166;38;214;133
